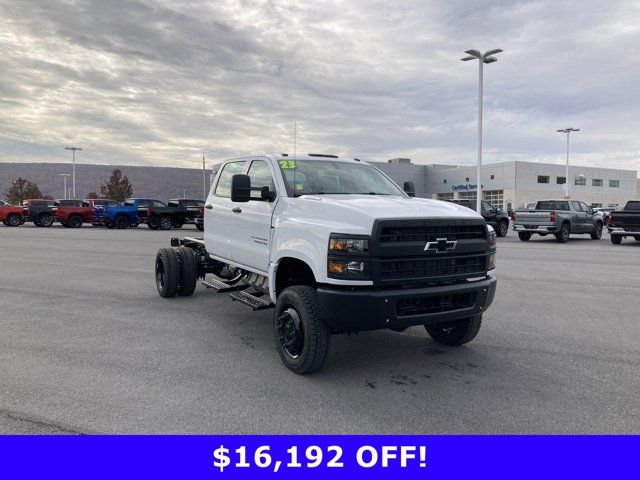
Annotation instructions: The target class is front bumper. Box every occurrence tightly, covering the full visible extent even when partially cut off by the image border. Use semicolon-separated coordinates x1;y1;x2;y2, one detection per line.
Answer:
513;224;556;233
317;276;496;333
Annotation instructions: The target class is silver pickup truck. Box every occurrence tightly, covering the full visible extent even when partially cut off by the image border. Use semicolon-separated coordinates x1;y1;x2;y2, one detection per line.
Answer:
513;199;603;243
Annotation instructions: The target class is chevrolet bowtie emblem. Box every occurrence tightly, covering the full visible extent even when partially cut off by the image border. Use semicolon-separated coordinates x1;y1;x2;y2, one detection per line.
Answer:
425;238;457;253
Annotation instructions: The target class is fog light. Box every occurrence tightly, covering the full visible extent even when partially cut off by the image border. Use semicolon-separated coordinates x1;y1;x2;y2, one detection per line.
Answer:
488;253;496;270
328;262;345;274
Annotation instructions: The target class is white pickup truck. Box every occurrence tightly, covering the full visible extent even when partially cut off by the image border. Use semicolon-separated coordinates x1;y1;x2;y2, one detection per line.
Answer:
154;154;497;374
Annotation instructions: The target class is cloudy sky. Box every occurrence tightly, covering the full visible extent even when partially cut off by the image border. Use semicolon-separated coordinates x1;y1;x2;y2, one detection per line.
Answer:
1;0;639;171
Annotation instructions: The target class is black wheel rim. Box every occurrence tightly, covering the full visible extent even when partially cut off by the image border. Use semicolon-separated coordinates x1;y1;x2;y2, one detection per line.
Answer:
597;224;602;237
9;215;20;226
156;258;165;289
160;218;172;229
500;222;508;236
277;307;304;359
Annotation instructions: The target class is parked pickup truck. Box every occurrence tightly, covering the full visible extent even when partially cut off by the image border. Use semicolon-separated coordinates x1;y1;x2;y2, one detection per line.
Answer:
448;199;510;237
22;199;56;227
153;154;498;374
166;199;205;229
513;199;603;243
94;198;165;229
52;199;119;228
0;200;25;227
142;199;194;230
607;200;640;244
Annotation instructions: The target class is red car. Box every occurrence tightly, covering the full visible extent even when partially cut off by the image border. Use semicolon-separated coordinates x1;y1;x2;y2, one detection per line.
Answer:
53;199;120;228
0;200;25;227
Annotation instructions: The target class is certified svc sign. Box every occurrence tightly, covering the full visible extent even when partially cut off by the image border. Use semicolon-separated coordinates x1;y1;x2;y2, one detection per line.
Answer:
451;183;483;191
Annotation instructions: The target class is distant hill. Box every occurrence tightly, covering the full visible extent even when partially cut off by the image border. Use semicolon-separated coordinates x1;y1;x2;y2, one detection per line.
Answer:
0;163;212;201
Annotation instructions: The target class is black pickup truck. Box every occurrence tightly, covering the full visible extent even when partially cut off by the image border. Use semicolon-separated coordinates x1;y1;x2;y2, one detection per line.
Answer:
166;199;204;229
607;201;640;244
448;199;510;237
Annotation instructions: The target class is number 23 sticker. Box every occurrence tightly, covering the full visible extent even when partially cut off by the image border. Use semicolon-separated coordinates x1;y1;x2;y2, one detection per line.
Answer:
280;160;296;169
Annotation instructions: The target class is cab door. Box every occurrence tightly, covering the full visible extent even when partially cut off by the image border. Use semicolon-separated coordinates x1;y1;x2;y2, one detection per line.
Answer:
481;200;497;227
570;201;587;232
204;160;246;260
229;159;277;273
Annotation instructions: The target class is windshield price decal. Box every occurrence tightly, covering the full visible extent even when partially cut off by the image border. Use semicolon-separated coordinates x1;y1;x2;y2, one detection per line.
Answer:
213;444;426;473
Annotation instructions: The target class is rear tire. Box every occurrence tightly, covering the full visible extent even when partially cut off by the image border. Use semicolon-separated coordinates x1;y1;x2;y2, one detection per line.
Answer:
590;222;603;240
196;222;204;231
176;246;197;296
274;286;330;374
115;216;129;229
425;315;482;346
496;220;509;237
518;232;531;241
171;219;184;229
155;248;179;298
611;235;622;245
555;223;570;243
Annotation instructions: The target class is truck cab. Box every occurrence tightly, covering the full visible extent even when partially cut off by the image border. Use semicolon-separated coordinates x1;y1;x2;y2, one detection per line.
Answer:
157;154;497;374
22;199;56;227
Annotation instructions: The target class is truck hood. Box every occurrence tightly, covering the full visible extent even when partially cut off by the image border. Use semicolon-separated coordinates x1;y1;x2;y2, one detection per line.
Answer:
297;195;480;220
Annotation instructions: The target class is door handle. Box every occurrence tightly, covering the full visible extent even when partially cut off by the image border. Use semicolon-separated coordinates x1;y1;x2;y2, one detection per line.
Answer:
232;207;242;213
205;204;213;210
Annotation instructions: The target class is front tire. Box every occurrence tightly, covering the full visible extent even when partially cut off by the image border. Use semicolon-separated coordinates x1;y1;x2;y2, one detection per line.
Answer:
274;286;330;374
171;219;184;229
425;315;482;346
496;220;509;237
37;214;53;227
196;222;204;231
5;214;22;227
115;216;129;229
555;223;570;243
611;235;622;245
158;216;173;230
68;215;83;228
590;222;603;240
155;248;179;298
518;232;531;241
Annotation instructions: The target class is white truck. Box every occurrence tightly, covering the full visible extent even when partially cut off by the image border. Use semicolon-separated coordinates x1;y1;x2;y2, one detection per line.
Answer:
154;154;497;374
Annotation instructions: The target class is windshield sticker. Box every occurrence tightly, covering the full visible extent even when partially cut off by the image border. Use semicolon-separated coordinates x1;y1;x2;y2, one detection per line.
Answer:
280;160;296;169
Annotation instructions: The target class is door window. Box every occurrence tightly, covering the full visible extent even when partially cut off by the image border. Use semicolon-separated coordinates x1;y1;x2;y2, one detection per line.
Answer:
481;201;493;214
579;202;591;213
570;201;581;211
214;161;245;198
248;161;276;192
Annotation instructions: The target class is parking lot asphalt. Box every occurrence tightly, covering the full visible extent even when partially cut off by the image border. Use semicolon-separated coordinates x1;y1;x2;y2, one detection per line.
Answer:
0;224;638;433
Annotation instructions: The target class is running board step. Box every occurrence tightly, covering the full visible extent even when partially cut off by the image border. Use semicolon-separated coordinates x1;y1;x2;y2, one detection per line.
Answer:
202;277;248;293
229;290;274;310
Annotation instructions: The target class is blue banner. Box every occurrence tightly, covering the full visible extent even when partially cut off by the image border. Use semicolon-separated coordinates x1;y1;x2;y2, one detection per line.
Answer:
0;435;637;479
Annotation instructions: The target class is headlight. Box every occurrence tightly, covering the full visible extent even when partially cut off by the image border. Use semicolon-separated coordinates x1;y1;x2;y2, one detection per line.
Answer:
487;225;497;270
328;234;371;279
488;225;497;246
328;237;369;253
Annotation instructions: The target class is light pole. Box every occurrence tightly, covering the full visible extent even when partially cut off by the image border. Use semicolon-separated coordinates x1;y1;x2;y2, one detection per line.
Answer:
461;48;503;213
556;128;580;199
59;174;70;199
202;152;207;200
65;146;82;198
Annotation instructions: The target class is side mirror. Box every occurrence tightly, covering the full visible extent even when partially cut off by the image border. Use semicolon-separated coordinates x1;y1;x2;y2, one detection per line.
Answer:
260;186;277;202
403;181;416;197
231;174;251;203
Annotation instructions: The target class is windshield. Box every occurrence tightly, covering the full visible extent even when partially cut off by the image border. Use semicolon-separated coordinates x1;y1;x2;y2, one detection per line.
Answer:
536;201;570;210
278;159;404;197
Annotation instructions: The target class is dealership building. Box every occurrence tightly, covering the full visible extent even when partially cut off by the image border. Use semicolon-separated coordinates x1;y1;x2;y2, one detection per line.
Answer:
374;158;638;211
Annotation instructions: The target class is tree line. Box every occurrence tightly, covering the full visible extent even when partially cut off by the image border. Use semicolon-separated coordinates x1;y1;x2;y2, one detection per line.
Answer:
3;169;134;204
